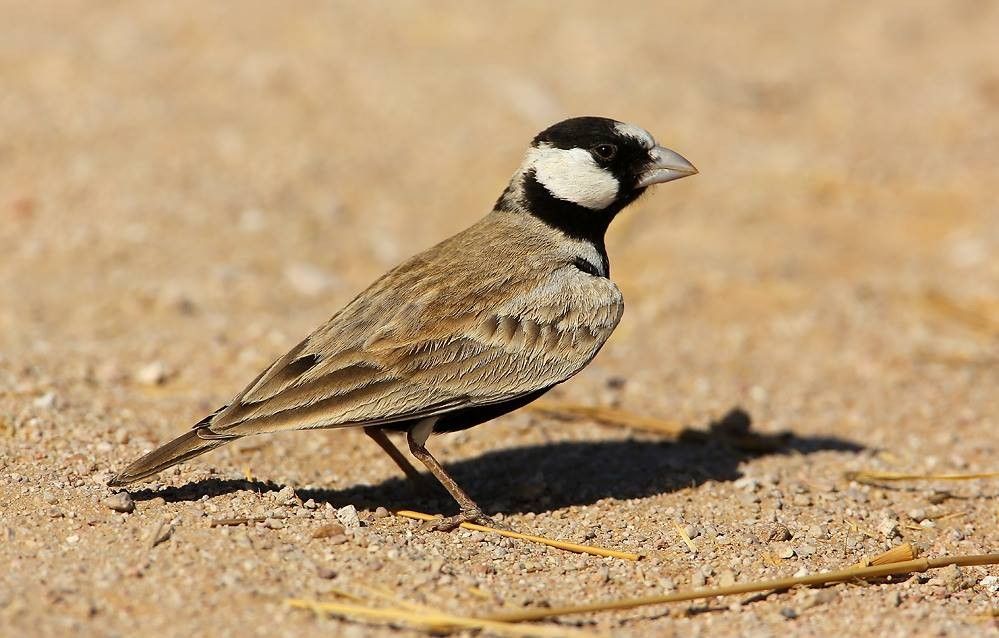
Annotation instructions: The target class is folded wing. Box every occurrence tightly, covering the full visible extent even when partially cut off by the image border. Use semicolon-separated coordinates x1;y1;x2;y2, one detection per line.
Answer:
204;263;623;438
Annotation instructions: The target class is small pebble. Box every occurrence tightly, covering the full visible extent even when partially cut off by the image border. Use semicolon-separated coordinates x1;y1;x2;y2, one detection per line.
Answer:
33;392;57;409
136;361;169;385
740;492;761;505
336;504;361;529
766;523;792;542
690;571;707;588
936;564;972;592
311;523;346;539
372;506;389;519
809;589;838;607
103;492;135;514
733;477;759;492
780;607;798;619
151;524;173;547
877;518;899;539
846;488;868;504
316;566;337;579
806;524;827;539
926;491;950;505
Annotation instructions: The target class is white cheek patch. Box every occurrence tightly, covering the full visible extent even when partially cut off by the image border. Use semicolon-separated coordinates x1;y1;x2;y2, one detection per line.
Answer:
525;144;619;210
614;122;655;150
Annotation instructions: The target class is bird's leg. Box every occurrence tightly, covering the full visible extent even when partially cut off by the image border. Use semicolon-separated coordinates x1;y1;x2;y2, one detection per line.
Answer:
363;427;433;495
406;419;509;532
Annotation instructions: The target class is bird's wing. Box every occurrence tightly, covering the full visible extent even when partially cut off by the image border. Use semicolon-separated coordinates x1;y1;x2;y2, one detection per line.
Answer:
204;262;623;438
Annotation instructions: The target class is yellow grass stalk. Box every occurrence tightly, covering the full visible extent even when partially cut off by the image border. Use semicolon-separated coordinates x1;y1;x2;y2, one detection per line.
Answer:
484;552;999;623
673;521;698;553
286;598;597;638
526;401;683;436
394;510;640;561
921;290;999;335
969;608;999;621
852;542;918;568
846;470;999;484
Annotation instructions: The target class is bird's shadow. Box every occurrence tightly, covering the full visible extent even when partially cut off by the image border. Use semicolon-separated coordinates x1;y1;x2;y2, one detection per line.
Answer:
129;407;864;515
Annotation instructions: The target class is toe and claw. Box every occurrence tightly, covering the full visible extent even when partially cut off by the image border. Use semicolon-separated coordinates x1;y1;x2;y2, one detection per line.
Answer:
366;422;514;534
418;507;510;533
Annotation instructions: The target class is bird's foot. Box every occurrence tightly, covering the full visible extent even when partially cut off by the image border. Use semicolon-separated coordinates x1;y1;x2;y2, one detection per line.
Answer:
419;507;511;533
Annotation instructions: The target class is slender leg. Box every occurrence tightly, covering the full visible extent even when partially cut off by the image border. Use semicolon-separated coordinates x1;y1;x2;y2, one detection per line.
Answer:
406;418;508;532
363;427;433;494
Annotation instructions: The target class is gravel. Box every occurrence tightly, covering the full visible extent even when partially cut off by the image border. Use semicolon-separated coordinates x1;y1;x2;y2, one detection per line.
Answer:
2;3;997;638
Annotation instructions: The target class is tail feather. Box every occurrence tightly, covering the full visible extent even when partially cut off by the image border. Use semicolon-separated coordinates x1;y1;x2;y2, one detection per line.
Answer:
108;429;233;487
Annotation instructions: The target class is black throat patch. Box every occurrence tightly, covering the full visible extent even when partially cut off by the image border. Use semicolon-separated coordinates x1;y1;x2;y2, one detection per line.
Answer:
519;169;644;245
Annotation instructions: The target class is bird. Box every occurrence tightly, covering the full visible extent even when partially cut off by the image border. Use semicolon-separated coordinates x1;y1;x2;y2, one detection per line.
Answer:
109;116;697;531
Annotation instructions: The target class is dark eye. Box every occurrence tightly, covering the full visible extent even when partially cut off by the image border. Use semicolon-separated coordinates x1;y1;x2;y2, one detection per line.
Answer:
591;143;617;161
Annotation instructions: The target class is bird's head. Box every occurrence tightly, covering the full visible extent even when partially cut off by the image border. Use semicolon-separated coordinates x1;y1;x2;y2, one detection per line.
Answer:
497;117;697;238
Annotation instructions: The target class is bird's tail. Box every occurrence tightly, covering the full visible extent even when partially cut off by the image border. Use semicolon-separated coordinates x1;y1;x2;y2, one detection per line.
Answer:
108;429;234;487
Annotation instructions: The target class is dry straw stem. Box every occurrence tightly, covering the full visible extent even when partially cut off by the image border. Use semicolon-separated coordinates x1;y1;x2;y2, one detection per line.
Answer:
286;597;599;638
846;470;999;485
920;289;999;335
852;542;918;568
485;552;999;623
673;521;698;553
969;608;999;621
526;401;683;436
394;510;640;561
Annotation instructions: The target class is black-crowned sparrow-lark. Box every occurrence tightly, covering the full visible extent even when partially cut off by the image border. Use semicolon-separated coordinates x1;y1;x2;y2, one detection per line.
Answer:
110;116;697;531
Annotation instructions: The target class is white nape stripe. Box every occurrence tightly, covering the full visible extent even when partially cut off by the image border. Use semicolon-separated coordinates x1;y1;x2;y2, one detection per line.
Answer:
614;122;656;150
524;143;619;210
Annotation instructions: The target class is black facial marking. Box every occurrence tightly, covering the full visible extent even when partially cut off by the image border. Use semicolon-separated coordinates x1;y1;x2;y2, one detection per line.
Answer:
533;116;652;193
499;117;653;245
520;167;647;247
532;117;621;150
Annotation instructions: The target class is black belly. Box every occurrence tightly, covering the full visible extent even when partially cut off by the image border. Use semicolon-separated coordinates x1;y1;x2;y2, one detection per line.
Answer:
381;386;553;434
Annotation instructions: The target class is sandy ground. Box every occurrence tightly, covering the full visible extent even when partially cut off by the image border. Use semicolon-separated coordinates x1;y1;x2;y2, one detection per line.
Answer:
2;2;998;636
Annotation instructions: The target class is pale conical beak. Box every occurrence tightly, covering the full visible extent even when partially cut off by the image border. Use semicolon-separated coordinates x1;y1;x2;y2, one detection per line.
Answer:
636;145;698;187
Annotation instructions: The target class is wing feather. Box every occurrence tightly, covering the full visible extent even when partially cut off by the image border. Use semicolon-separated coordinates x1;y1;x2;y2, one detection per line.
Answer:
205;216;624;438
